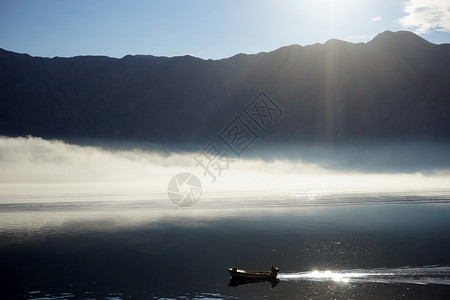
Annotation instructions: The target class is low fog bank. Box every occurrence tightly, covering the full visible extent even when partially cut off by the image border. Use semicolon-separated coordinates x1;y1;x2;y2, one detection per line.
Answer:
1;136;449;199
247;140;450;173
62;136;450;173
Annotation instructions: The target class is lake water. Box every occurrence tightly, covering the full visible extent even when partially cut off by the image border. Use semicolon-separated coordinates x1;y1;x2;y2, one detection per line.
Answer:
1;190;450;299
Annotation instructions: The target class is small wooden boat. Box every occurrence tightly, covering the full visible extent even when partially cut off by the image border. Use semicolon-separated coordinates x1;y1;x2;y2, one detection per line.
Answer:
228;267;279;279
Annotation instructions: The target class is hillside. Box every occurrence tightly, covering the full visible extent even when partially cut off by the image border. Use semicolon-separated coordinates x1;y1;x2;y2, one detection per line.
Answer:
1;30;449;145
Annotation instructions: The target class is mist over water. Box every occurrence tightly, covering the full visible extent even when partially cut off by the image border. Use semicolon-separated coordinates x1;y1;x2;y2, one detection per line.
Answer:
1;136;449;200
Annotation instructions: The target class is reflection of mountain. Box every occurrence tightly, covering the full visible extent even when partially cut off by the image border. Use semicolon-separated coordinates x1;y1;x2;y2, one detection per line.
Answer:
1;30;449;144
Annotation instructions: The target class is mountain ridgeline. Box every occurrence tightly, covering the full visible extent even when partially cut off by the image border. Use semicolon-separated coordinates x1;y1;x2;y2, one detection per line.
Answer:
1;31;449;146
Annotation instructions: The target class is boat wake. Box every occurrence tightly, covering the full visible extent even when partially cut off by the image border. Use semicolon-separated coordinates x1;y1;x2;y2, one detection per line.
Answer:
278;265;450;286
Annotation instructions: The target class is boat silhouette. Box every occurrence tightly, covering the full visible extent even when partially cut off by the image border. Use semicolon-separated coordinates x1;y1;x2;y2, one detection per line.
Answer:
228;267;280;288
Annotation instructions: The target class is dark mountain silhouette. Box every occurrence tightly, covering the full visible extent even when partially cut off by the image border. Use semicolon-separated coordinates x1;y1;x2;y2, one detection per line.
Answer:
1;30;449;146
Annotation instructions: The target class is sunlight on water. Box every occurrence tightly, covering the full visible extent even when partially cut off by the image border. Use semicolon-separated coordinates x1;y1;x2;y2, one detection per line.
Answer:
278;266;450;285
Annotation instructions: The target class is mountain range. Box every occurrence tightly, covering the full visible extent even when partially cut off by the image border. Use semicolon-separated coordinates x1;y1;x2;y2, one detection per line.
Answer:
1;30;449;147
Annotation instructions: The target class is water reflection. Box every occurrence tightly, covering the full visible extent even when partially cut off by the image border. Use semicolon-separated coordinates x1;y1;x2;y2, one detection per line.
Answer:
278;266;450;285
1;192;450;299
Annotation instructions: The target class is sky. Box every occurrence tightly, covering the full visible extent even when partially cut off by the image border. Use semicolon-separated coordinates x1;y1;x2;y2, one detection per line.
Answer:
0;0;449;59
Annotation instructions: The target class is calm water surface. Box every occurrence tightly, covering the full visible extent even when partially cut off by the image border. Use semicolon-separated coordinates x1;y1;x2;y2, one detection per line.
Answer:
1;191;450;299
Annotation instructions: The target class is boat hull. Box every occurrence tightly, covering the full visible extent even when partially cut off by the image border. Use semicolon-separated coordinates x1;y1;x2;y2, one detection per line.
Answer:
228;268;277;279
228;277;280;288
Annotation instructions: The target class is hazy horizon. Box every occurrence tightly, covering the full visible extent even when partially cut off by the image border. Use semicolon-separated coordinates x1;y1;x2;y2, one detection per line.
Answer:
1;136;449;204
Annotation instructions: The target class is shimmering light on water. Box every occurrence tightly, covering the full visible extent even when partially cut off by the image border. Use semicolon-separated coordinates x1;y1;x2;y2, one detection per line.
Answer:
279;266;450;285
